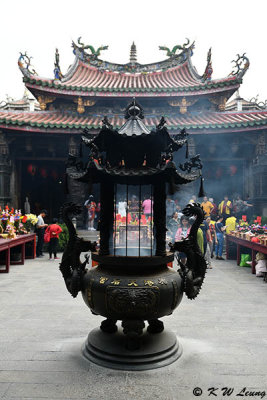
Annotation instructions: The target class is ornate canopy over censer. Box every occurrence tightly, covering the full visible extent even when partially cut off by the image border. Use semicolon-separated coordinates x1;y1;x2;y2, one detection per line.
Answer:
60;99;207;370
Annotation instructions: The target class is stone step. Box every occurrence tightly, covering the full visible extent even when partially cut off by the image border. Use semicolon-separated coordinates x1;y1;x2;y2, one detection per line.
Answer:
77;229;99;242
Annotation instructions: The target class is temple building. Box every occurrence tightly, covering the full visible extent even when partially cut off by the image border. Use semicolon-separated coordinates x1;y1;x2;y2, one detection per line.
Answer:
0;39;267;217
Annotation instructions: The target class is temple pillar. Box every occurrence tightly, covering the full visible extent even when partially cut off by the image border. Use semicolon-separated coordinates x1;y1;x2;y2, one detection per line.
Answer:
0;132;12;208
67;136;89;228
99;180;114;255
250;132;267;216
153;181;166;256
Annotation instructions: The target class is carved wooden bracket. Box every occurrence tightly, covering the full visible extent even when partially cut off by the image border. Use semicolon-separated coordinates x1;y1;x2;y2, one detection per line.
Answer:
209;96;227;111
37;95;55;111
168;97;197;114
74;97;96;114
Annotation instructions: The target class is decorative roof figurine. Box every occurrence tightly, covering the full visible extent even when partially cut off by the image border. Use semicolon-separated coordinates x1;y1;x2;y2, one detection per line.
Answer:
159;38;194;60
53;48;63;81
202;48;213;81
229;53;250;78
72;37;109;61
129;42;137;64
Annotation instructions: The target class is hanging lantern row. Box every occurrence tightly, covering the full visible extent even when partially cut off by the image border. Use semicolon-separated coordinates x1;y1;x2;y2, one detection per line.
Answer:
204;165;238;179
26;164;62;180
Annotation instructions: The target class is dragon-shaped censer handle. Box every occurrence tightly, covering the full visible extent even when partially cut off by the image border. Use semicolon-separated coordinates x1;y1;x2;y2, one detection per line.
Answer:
59;202;97;298
169;203;207;300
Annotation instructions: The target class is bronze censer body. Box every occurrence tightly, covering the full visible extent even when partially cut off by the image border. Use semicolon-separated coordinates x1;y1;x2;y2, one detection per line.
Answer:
60;100;207;370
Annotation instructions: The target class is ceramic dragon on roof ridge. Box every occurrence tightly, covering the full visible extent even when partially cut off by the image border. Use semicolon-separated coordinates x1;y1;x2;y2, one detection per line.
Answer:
229;53;250;79
72;37;109;60
158;38;195;58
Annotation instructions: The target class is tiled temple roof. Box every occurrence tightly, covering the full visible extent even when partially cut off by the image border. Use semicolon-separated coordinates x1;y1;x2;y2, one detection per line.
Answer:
22;60;241;98
1;109;267;134
19;42;248;99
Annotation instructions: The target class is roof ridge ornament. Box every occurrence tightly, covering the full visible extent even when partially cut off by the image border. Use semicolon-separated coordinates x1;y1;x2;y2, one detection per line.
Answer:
129;42;137;64
18;52;37;77
72;37;109;61
159;39;195;59
229;53;250;78
202;48;213;82
54;48;64;81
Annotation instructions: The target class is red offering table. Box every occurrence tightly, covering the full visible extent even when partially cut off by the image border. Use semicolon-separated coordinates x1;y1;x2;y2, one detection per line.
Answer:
226;234;267;274
0;233;36;273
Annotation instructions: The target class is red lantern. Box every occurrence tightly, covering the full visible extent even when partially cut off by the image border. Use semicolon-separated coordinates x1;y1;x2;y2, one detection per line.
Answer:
51;170;58;180
229;165;237;176
40;168;47;178
216;168;223;179
251;237;260;243
27;164;37;176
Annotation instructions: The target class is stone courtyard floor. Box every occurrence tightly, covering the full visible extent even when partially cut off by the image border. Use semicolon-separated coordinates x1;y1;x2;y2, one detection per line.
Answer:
0;254;267;400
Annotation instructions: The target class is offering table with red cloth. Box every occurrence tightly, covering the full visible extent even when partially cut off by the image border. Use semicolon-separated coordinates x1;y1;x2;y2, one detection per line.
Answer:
0;233;36;273
226;234;267;274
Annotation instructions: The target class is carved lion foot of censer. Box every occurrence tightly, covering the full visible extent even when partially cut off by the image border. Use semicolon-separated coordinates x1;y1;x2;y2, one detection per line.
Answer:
60;100;207;370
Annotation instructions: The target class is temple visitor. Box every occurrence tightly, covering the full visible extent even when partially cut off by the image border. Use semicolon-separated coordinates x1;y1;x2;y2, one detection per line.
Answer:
218;195;232;222
167;211;179;242
215;215;226;260
199;216;210;255
118;199;127;217
254;253;267;277
197;226;204;256
142;195;153;219
204;216;213;269
45;218;62;260
233;194;253;220
201;196;214;216
84;196;96;231
208;215;217;258
189;195;197;204
209;197;217;220
225;215;237;235
36;209;48;258
166;197;176;223
175;216;191;265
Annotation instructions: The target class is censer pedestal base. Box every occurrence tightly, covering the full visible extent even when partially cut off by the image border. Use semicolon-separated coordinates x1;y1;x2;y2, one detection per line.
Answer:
82;327;182;371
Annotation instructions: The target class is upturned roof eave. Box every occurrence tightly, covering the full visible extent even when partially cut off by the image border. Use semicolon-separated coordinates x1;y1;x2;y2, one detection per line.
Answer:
1;109;267;135
24;80;241;99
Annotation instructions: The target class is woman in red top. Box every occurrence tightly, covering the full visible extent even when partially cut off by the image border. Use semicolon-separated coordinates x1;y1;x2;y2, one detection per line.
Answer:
45;218;62;260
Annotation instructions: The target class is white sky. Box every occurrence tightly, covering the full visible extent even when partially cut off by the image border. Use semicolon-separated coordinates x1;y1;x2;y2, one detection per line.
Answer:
0;0;266;103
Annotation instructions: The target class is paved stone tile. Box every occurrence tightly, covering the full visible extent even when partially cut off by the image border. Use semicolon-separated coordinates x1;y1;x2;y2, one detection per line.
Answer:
0;383;10;398
1;257;267;399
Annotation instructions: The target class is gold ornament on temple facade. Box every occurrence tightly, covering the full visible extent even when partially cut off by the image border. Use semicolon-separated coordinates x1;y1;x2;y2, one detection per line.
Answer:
76;97;85;114
168;97;197;114
74;97;96;114
84;99;96;107
209;96;227;111
38;96;55;111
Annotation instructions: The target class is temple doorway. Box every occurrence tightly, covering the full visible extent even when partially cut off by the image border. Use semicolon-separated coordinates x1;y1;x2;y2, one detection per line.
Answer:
19;159;66;220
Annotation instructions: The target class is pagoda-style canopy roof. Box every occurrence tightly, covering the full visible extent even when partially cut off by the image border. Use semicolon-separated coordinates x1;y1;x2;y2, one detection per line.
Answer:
67;99;202;185
18;40;249;100
1;109;267;135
